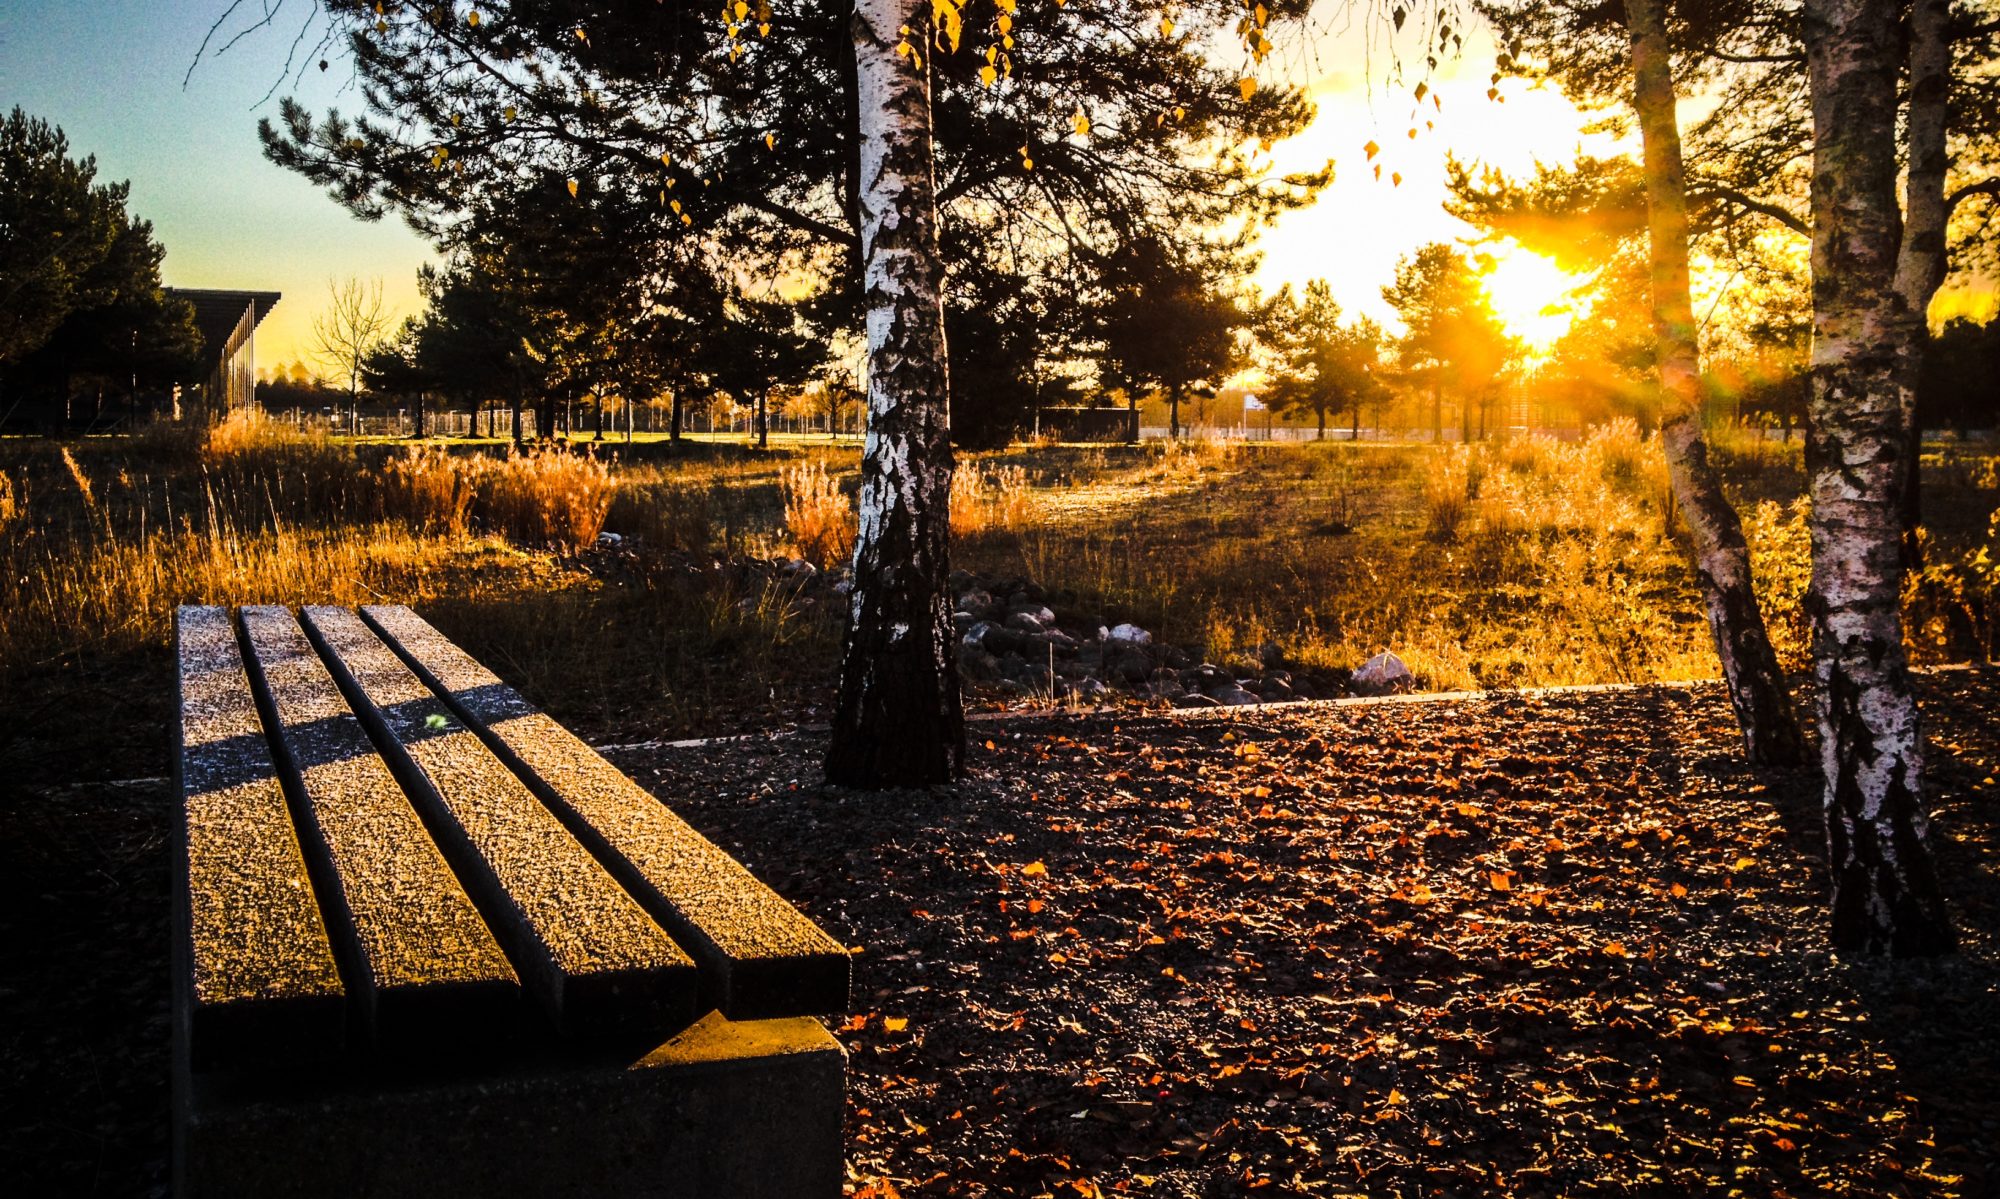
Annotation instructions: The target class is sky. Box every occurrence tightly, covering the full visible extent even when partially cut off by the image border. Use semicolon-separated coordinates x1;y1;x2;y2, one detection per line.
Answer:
0;1;1630;368
0;0;431;370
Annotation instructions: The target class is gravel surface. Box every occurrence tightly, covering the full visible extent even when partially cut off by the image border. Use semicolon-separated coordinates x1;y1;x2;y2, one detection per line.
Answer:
3;672;1995;1197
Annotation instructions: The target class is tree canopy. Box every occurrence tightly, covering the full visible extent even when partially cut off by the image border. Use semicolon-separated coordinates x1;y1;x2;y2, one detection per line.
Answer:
0;109;197;421
255;1;1328;438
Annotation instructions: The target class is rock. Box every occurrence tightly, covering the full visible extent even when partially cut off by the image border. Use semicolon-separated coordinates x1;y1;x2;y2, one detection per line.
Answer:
1257;641;1285;669
1032;630;1082;655
780;557;817;578
1145;668;1185;699
597;531;624;547
1106;623;1152;646
1352;651;1415;693
1210;685;1260;706
951;611;974;632
1064;677;1110;702
1172;693;1221;709
960;621;996;649
982;625;1032;656
956;589;993;615
1258;675;1295;701
1004;609;1049;633
1184;663;1231;689
948;568;976;591
1106;649;1153;685
959;650;1003;681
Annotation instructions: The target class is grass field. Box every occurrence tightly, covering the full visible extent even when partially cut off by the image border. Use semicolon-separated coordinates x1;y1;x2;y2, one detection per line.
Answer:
3;414;1996;787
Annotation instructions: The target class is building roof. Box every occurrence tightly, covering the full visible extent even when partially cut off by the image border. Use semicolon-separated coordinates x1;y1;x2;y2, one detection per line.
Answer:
166;288;282;368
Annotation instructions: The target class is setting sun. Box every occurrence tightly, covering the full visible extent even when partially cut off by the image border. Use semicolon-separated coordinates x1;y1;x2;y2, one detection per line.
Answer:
1476;241;1587;355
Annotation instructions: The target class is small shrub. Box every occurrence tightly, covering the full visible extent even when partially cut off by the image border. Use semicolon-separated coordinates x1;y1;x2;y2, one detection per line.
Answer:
379;445;480;535
0;469;17;532
780;460;855;568
479;445;614;547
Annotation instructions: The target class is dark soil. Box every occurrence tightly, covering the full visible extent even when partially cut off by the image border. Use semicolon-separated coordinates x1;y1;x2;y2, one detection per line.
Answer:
3;672;1996;1197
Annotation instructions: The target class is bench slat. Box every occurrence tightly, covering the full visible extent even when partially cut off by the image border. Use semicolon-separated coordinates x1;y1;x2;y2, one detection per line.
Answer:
299;606;698;1039
175;606;344;1070
239;606;521;1046
362;604;852;1020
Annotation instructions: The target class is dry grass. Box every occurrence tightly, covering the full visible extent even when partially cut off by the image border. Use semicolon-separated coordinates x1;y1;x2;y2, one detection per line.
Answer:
379;444;480;535
0;512;469;673
1422;446;1475;541
781;459;857;567
962;432;1994;693
479;445;615;547
4;422;1994;764
951;464;1033;538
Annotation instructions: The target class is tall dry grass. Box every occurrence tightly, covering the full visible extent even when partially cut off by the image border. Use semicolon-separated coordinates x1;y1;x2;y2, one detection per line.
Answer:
0;508;467;673
951;464;1033;537
479;445;615;547
1422;446;1476;541
379;444;480;535
781;460;856;568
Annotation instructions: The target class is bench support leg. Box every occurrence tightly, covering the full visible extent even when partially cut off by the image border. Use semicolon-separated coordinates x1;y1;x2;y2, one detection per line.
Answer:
176;1013;846;1198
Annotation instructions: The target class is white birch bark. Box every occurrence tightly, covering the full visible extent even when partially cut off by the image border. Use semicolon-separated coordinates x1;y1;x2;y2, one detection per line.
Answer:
1624;0;1806;767
825;0;964;785
1892;0;1953;553
1802;0;1954;955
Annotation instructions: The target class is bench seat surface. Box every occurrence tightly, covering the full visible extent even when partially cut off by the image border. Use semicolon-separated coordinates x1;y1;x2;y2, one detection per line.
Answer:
363;603;852;1020
240;606;520;1040
174;604;850;1073
176;606;344;1068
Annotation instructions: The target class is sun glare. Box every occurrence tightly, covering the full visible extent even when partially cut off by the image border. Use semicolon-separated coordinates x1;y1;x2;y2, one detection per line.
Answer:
1477;242;1587;356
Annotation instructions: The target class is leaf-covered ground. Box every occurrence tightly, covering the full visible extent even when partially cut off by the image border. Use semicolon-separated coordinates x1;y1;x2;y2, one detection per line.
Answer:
624;673;2000;1199
2;672;1995;1196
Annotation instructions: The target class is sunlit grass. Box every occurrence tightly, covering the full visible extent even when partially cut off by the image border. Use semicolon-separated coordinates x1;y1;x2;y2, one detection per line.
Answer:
3;420;1993;753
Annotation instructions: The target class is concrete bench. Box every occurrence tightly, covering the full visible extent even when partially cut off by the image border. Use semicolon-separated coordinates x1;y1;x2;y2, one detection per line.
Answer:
172;604;851;1197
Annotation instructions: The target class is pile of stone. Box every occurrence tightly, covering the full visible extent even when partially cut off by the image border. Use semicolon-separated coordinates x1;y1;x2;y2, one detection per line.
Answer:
592;535;1416;708
945;569;1341;707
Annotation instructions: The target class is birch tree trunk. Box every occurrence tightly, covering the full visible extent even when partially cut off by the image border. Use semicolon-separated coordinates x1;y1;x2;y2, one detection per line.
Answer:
1802;0;1954;955
825;0;964;786
1893;0;1953;562
1624;0;1806;767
